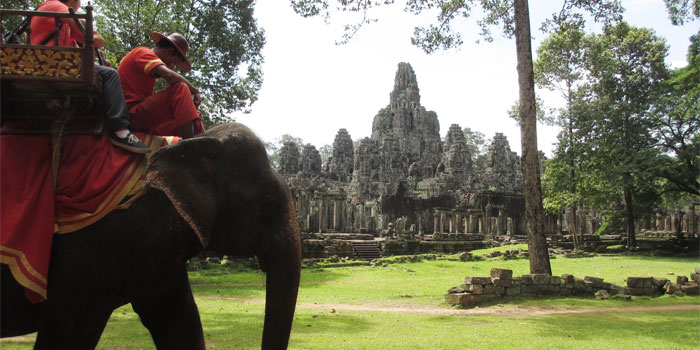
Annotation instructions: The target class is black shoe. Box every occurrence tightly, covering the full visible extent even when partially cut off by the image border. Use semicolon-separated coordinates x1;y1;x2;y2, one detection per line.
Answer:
111;133;151;154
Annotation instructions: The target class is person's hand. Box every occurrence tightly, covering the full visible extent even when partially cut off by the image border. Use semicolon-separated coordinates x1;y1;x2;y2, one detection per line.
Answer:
192;90;202;108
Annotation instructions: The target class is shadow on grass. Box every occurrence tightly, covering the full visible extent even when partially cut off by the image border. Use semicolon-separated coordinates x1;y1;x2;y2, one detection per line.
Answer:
530;310;699;348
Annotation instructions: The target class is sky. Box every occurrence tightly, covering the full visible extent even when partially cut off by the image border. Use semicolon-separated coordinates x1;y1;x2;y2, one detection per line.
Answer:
232;0;697;157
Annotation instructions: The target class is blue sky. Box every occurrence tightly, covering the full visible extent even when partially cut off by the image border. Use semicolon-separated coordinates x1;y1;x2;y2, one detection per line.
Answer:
233;0;698;157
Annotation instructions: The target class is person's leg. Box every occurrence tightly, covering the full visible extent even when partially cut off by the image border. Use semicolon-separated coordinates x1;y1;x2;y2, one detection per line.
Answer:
96;65;150;154
96;65;131;132
132;83;202;138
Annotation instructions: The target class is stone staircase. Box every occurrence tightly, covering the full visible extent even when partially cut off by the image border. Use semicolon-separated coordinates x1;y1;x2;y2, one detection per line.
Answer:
351;241;381;260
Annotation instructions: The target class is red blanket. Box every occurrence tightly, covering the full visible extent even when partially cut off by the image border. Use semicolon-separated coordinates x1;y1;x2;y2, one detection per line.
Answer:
1;131;179;303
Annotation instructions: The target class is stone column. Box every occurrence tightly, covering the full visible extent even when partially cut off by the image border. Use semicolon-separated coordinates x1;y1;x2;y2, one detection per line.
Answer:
433;212;439;234
455;213;462;234
440;211;446;234
497;208;505;235
690;203;697;236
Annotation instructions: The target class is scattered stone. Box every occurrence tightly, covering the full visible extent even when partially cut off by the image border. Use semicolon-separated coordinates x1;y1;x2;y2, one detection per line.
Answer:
612;294;632;301
584;276;604;288
595;289;610;300
626;276;653;288
680;282;699;295
676;276;689;284
465;276;493;285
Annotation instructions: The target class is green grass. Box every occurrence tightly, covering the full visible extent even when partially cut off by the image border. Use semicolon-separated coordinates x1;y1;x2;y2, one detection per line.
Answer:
2;250;698;349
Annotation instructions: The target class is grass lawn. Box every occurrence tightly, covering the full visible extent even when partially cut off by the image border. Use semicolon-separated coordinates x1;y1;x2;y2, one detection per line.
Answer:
2;249;698;349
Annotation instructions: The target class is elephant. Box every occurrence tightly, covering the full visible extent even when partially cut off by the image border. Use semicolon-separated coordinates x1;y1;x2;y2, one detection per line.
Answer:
0;123;302;349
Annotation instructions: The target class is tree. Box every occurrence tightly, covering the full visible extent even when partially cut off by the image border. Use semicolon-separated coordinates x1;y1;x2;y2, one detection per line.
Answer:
534;23;588;249
290;0;622;274
266;134;305;171
583;22;669;249
94;0;265;125
463;127;488;172
651;34;700;197
2;0;265;126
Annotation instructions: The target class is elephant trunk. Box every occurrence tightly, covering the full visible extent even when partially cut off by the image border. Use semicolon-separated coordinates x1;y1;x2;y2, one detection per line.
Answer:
260;202;302;350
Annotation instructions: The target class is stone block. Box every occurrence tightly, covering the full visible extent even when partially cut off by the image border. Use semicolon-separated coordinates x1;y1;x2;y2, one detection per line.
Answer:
490;268;513;280
465;284;483;294
652;277;669;288
541;284;560;294
495;286;505;296
561;274;575;284
595;289;610;299
519;274;534;285
627;287;657;296
505;286;521;296
584;276;604;288
465;276;493;285
665;282;680;295
626;276;653;288
609;285;625;295
511;276;522;286
560;287;572;296
483;285;496;295
583;280;594;291
680;282;699;295
691;273;700;283
676;276;689;284
492;277;512;288
456;293;500;308
445;293;468;306
448;284;467;293
549;276;561;285
601;282;611;290
522;284;543;294
531;274;550;285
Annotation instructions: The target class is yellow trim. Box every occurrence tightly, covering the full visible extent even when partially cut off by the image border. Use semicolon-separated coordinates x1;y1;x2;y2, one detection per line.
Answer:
144;59;163;74
0;245;49;286
56;135;165;233
0;254;47;299
56;134;156;223
56;154;143;224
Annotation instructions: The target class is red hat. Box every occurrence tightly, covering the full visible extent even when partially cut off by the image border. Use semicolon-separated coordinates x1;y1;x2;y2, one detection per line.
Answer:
151;31;192;72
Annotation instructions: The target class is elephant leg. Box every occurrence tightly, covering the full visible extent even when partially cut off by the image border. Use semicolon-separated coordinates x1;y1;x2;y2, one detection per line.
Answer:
131;269;205;350
33;306;112;349
0;265;37;337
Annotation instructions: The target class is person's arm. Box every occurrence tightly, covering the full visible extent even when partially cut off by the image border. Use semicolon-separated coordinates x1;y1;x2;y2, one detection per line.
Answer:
150;65;202;107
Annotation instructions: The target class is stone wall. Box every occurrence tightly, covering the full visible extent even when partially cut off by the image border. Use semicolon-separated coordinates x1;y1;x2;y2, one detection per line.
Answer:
445;268;700;308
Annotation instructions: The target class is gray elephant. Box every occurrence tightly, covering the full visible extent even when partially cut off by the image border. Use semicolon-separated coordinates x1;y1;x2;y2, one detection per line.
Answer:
0;123;302;349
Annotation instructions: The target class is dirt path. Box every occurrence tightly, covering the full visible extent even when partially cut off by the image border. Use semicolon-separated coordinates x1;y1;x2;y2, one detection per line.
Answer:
198;295;700;317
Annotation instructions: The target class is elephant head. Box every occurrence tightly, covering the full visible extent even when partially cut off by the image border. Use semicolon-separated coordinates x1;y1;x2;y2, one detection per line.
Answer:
145;123;301;349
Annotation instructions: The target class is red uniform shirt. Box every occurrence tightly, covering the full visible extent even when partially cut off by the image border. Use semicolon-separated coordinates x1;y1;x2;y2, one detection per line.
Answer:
30;0;84;47
117;46;165;112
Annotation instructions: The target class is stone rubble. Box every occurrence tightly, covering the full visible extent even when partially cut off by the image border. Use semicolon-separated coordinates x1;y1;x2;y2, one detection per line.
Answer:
445;267;700;308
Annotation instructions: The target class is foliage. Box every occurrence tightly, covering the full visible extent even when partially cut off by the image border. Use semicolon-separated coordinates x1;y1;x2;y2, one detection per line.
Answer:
94;0;265;125
664;0;700;25
650;41;700;197
462;127;488;172
2;0;265;126
265;134;305;170
319;144;333;168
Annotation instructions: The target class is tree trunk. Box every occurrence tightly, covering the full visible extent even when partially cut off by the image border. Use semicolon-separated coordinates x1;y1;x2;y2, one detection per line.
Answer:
623;184;636;251
514;0;552;275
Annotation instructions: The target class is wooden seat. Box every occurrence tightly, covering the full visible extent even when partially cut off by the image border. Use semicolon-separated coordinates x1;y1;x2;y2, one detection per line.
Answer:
0;7;104;135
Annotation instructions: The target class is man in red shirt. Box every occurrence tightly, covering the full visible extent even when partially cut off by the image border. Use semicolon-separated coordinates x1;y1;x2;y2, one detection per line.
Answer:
30;0;150;154
117;32;204;138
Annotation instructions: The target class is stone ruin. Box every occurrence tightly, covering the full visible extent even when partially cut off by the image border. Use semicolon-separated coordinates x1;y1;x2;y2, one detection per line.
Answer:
277;62;699;259
445;267;700;308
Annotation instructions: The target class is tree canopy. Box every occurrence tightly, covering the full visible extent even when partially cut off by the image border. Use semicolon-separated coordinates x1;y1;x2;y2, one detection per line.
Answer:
2;0;266;126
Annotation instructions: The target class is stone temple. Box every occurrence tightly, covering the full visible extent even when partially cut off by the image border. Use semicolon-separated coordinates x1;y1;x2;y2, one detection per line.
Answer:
277;63;562;258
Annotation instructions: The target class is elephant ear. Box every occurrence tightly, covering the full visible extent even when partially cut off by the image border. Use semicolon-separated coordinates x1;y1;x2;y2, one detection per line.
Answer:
145;136;222;247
